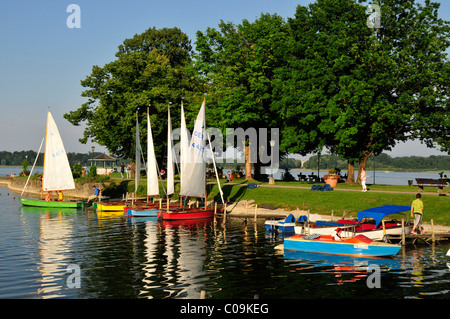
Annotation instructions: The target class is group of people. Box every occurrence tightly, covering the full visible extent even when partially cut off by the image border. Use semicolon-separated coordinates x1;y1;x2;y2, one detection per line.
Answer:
120;163;132;179
44;190;64;202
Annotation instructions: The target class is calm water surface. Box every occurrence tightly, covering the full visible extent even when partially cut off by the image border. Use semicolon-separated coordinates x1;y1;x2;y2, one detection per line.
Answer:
0;186;449;299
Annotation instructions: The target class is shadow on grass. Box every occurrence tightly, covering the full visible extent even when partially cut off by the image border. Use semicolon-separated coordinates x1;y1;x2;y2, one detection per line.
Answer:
102;180;131;199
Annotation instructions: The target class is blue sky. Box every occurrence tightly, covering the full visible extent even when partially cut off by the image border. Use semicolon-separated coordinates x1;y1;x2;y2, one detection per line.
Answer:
0;0;448;158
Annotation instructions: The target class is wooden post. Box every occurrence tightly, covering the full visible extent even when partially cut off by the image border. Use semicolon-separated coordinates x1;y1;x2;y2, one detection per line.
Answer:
223;202;227;224
200;290;206;299
254;204;258;221
382;220;386;241
401;218;405;245
214;202;217;224
431;219;435;243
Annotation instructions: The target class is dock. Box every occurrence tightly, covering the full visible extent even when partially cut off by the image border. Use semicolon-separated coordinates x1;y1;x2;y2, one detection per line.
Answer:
218;200;450;246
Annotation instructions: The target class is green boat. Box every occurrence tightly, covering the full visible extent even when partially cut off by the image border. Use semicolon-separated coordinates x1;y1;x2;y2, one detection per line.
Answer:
20;197;84;209
19;111;82;209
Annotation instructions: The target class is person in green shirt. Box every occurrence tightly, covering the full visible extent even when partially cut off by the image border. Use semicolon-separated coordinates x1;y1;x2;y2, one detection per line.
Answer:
410;193;424;235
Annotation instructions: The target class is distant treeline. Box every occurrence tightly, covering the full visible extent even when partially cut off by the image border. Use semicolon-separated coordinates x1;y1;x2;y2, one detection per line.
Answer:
296;153;450;172
0;151;108;166
2;150;449;172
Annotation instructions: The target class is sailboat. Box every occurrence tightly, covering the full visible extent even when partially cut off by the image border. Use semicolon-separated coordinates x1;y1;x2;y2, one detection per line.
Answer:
157;98;223;220
96;110;147;212
127;107;167;217
19;111;83;208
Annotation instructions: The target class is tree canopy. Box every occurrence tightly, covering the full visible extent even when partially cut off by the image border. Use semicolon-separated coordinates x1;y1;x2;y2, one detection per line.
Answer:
280;0;449;183
64;1;449;183
64;27;203;162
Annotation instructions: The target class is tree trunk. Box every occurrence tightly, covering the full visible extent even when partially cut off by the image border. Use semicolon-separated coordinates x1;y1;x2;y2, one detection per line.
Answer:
356;152;372;184
346;160;355;185
244;136;252;180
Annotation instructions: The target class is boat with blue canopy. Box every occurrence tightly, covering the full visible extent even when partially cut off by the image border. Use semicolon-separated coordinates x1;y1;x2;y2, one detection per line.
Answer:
294;205;413;240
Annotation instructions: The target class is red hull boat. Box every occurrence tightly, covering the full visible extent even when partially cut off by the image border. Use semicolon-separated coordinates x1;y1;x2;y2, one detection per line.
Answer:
157;206;223;220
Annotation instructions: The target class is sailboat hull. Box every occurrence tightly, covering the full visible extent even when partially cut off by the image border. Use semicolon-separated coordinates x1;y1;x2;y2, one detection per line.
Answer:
20;197;83;209
157;206;221;220
95;202;127;212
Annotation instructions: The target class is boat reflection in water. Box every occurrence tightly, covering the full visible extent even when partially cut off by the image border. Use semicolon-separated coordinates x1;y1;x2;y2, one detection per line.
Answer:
283;249;402;285
127;216;217;298
20;205;80;298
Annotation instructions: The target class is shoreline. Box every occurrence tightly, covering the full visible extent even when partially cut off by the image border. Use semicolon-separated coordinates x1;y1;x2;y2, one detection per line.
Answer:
2;176;449;233
1;165;448;174
226;200;450;235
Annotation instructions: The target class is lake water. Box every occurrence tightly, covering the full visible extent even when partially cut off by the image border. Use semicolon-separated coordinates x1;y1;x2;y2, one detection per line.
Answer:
2;166;446;186
1;185;449;302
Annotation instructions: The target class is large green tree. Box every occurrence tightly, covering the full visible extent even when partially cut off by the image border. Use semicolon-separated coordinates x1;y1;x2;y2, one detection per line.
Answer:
195;13;292;179
64;27;201;163
282;0;449;183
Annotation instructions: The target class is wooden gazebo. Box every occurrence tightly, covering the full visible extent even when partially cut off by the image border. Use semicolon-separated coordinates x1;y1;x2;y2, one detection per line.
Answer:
89;154;118;175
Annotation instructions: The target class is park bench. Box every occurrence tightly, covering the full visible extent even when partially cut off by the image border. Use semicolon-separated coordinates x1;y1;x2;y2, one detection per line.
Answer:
415;178;448;193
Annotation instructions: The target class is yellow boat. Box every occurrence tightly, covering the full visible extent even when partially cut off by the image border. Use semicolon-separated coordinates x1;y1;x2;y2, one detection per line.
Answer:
94;202;127;212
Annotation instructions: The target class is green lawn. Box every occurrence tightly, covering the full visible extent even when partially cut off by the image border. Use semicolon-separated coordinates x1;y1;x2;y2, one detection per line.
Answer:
109;176;449;225
206;180;449;226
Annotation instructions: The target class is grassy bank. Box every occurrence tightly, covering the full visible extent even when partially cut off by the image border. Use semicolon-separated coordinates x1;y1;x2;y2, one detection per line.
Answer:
114;175;449;226
209;183;448;225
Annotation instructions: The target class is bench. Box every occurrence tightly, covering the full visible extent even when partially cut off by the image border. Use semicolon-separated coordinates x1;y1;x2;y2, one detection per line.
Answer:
415;178;448;193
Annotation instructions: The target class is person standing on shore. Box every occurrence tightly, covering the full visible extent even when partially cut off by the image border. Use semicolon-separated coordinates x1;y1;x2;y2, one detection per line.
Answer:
360;167;367;192
126;163;131;179
411;193;424;235
120;163;125;179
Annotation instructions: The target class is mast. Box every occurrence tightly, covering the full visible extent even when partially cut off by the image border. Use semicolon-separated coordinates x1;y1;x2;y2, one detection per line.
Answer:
41;110;50;200
135;109;140;201
167;102;174;211
21;138;44;196
203;95;207;210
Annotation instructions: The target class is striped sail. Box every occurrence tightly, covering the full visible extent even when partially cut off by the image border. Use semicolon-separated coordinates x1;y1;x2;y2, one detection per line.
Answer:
179;100;206;198
167;107;175;196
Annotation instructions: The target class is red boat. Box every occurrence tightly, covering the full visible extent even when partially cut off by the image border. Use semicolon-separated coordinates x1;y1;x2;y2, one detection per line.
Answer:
157;206;223;220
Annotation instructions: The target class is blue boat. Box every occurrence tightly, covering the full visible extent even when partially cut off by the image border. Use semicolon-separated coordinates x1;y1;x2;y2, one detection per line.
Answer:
127;205;159;217
284;234;401;257
265;214;308;233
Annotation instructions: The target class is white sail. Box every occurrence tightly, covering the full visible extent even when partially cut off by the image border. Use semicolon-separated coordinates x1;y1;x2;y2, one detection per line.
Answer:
147;112;159;197
42;111;76;192
179;99;206;198
135;112;141;196
166;107;175;196
179;101;190;195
